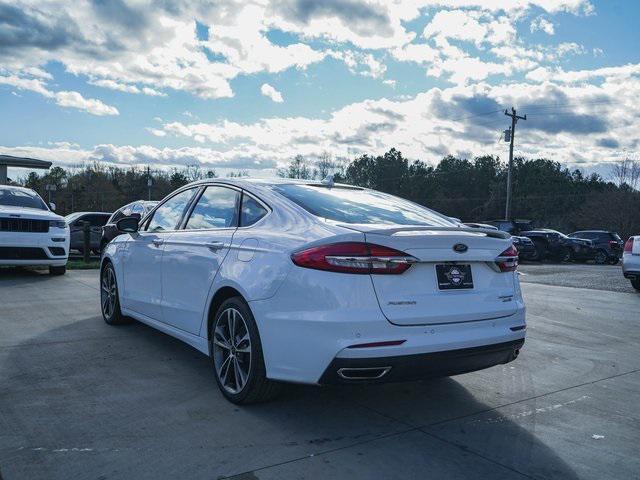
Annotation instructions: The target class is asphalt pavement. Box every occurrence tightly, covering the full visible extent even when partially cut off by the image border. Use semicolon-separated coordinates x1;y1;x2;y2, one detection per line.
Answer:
0;265;638;479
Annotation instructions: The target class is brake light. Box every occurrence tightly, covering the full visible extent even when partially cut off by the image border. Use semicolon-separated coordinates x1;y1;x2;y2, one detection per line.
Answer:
291;242;416;274
496;245;518;272
624;238;634;253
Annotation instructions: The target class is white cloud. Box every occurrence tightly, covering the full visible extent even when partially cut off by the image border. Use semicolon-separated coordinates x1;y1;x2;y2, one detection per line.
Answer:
0;74;119;116
260;83;284;103
530;16;555;35
53;91;119;116
148;76;636;170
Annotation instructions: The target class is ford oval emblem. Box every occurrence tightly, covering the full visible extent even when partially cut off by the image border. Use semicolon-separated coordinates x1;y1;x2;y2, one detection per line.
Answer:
453;243;468;253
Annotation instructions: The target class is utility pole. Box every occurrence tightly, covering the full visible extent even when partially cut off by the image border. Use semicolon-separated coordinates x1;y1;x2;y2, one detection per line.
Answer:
146;165;152;201
504;107;526;220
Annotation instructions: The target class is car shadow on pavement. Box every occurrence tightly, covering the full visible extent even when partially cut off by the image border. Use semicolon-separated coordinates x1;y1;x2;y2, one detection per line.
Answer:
1;314;580;480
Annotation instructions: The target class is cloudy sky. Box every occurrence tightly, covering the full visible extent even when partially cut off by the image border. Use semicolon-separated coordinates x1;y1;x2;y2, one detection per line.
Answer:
1;0;638;178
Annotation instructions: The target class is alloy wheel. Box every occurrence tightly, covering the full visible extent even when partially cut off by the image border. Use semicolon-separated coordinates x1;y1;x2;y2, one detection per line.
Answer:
594;250;607;264
101;266;117;318
213;308;252;394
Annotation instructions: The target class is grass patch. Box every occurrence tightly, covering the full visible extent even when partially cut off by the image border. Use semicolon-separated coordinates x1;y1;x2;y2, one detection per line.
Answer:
67;259;101;270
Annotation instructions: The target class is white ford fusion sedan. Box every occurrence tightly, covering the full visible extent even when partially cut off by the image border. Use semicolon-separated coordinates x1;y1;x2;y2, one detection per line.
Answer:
101;178;526;404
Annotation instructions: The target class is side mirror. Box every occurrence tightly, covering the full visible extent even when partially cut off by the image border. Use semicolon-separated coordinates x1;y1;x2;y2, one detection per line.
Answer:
116;216;140;233
49;202;56;211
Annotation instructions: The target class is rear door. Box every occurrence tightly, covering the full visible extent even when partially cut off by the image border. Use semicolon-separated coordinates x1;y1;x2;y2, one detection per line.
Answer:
160;185;240;334
349;225;519;326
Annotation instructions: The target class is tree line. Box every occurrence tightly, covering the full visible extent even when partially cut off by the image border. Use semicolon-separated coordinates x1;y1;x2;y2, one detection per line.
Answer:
279;149;640;238
14;149;640;238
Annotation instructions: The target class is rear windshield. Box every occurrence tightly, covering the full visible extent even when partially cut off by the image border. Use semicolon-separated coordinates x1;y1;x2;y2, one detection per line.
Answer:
272;184;455;226
0;188;48;210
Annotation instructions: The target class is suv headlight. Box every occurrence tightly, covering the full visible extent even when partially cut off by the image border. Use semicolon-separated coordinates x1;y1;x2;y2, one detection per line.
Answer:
50;220;67;229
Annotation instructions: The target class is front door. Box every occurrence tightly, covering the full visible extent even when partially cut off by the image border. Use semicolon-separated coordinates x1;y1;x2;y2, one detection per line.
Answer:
121;187;198;321
161;185;240;334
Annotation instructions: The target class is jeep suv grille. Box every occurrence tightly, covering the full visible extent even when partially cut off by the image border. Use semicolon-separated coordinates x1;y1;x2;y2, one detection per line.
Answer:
0;218;49;233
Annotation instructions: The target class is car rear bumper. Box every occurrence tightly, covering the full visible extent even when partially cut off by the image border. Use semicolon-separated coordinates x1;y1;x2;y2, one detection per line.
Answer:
319;339;524;385
622;253;640;277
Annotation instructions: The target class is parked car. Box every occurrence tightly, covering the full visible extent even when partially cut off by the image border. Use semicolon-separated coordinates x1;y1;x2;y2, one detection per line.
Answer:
484;219;534;235
622;236;640;291
465;223;536;260
100;200;157;251
518;229;595;262
64;211;112;254
101;179;526;404
568;230;623;264
0;185;69;275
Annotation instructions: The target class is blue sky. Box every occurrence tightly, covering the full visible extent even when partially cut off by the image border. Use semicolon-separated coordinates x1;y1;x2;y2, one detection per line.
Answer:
1;0;639;178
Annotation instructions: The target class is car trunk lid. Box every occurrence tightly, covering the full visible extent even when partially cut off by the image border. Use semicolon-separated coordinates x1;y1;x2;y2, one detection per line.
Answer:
338;224;519;326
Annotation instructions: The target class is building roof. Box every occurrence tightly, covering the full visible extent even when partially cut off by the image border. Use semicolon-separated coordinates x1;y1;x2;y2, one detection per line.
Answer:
0;154;52;169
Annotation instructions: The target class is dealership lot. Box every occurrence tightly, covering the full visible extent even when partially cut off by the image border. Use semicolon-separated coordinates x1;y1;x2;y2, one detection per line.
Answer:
0;265;638;480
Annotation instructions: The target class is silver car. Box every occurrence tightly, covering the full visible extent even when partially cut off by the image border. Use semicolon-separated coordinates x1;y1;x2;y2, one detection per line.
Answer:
622;236;640;291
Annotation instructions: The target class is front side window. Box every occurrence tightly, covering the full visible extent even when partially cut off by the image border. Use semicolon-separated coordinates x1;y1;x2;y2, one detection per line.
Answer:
146;188;197;232
240;194;268;227
0;188;48;210
185;186;239;230
272;184;454;226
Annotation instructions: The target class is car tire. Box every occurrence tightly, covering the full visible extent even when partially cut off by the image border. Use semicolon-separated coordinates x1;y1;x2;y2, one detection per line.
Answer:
210;297;281;404
559;248;573;263
594;249;608;264
531;242;547;261
100;262;132;325
607;256;619;265
631;278;640;291
49;265;66;275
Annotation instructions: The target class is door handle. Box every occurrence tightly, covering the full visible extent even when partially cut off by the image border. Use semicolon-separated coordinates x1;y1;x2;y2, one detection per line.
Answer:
206;241;225;251
152;239;164;247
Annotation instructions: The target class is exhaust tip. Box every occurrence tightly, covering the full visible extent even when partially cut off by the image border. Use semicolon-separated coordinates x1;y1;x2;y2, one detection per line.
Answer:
337;366;391;380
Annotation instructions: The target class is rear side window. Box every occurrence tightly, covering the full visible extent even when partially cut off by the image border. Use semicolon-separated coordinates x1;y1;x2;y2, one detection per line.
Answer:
240;194;268;227
185;186;239;230
146;188;197;232
272;184;454;226
86;214;110;227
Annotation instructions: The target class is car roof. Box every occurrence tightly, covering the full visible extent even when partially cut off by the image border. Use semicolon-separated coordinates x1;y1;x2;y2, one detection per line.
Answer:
185;177;363;190
0;185;37;194
66;211;111;215
571;230;610;233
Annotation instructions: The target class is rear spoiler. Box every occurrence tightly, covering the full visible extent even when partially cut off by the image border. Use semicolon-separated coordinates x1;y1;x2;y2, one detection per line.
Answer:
339;224;511;240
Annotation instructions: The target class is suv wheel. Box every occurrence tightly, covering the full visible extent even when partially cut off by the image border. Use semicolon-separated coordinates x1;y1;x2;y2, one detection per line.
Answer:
211;297;281;404
49;265;66;275
593;249;608;264
631;278;640;291
607;256;619;265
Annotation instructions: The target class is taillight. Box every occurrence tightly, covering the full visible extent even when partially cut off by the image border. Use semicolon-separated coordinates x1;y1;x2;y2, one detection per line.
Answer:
291;242;416;274
496;245;518;272
624;238;634;253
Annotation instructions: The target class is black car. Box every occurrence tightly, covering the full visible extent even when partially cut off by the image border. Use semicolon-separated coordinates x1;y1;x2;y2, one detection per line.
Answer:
100;200;158;251
568;230;623;264
64;211;112;254
518;229;596;262
484;219;535;235
465;222;537;260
